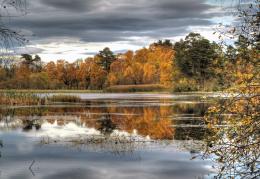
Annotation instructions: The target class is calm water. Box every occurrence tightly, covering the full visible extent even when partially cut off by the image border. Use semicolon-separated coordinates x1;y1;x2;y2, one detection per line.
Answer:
0;93;219;179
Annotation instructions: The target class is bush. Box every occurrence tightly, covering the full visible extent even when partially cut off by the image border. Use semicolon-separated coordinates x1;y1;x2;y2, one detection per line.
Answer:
172;78;198;92
48;95;81;102
29;72;50;89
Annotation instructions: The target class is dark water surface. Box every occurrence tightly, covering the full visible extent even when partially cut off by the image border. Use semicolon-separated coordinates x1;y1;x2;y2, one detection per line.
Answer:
0;93;219;179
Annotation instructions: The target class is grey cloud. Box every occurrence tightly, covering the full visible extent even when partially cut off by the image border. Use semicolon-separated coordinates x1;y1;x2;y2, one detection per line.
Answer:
81;52;98;56
39;0;95;12
15;47;44;54
9;0;224;45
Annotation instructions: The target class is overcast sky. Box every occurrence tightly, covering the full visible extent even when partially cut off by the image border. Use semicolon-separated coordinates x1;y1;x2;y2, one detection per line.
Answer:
7;0;235;61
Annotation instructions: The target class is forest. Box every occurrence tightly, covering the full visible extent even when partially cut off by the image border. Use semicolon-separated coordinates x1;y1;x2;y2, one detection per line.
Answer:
0;32;256;92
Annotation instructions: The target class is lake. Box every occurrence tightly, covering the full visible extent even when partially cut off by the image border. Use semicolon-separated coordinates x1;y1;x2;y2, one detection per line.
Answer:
0;93;219;179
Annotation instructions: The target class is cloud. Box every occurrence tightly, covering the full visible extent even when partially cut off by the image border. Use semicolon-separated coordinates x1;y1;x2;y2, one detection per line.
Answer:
5;0;228;60
11;0;222;42
40;0;95;12
0;46;44;56
14;46;44;54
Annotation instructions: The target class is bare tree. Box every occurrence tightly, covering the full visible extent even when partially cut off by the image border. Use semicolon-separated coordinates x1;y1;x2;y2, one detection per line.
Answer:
0;0;27;51
216;0;259;48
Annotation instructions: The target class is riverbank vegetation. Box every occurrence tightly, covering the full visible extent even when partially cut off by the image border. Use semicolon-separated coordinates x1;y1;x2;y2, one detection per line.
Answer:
0;89;102;94
0;92;82;105
0;32;256;92
48;95;81;103
0;91;44;105
105;84;168;92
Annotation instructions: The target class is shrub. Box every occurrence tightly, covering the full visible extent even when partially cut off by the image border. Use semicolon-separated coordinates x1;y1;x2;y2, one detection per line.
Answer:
48;95;81;102
172;78;198;92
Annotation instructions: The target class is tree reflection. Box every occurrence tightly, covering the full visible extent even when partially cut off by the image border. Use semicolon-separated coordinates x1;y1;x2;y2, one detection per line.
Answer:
0;101;213;141
22;119;41;131
107;107;174;140
97;114;116;135
0;140;2;158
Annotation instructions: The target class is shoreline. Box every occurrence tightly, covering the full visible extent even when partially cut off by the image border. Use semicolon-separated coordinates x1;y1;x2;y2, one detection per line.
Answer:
0;89;223;94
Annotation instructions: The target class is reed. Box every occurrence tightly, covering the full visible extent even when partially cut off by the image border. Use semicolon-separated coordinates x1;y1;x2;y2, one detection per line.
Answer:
0;89;102;94
0;91;45;105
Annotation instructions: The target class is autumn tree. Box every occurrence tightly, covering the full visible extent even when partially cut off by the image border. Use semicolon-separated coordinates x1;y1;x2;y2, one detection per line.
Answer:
56;60;70;88
143;63;157;84
14;62;31;88
108;49;147;86
149;44;174;87
78;58;91;89
108;58;126;85
89;58;107;89
204;1;260;178
45;62;57;80
107;44;174;87
122;65;135;84
0;66;6;81
29;72;49;89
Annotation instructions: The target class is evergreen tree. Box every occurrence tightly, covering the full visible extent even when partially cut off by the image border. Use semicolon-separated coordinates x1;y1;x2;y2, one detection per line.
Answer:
96;47;116;72
174;33;217;88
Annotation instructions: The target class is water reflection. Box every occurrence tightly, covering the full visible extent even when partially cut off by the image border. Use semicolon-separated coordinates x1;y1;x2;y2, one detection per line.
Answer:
0;93;216;179
22;120;41;131
0;131;213;179
0;100;210;141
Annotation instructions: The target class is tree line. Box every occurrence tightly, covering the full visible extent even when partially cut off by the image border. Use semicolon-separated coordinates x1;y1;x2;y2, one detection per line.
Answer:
0;32;255;91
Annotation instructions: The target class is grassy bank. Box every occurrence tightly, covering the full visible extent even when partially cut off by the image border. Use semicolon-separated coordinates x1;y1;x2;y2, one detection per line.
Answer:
105;84;170;93
0;85;170;93
0;92;83;105
0;88;218;95
0;89;103;94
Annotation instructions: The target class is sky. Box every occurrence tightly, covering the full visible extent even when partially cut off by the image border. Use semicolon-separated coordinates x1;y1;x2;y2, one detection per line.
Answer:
5;0;236;62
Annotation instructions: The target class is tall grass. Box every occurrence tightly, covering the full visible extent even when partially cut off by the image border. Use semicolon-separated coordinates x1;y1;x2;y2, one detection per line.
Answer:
0;92;82;105
0;91;45;105
0;89;103;94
